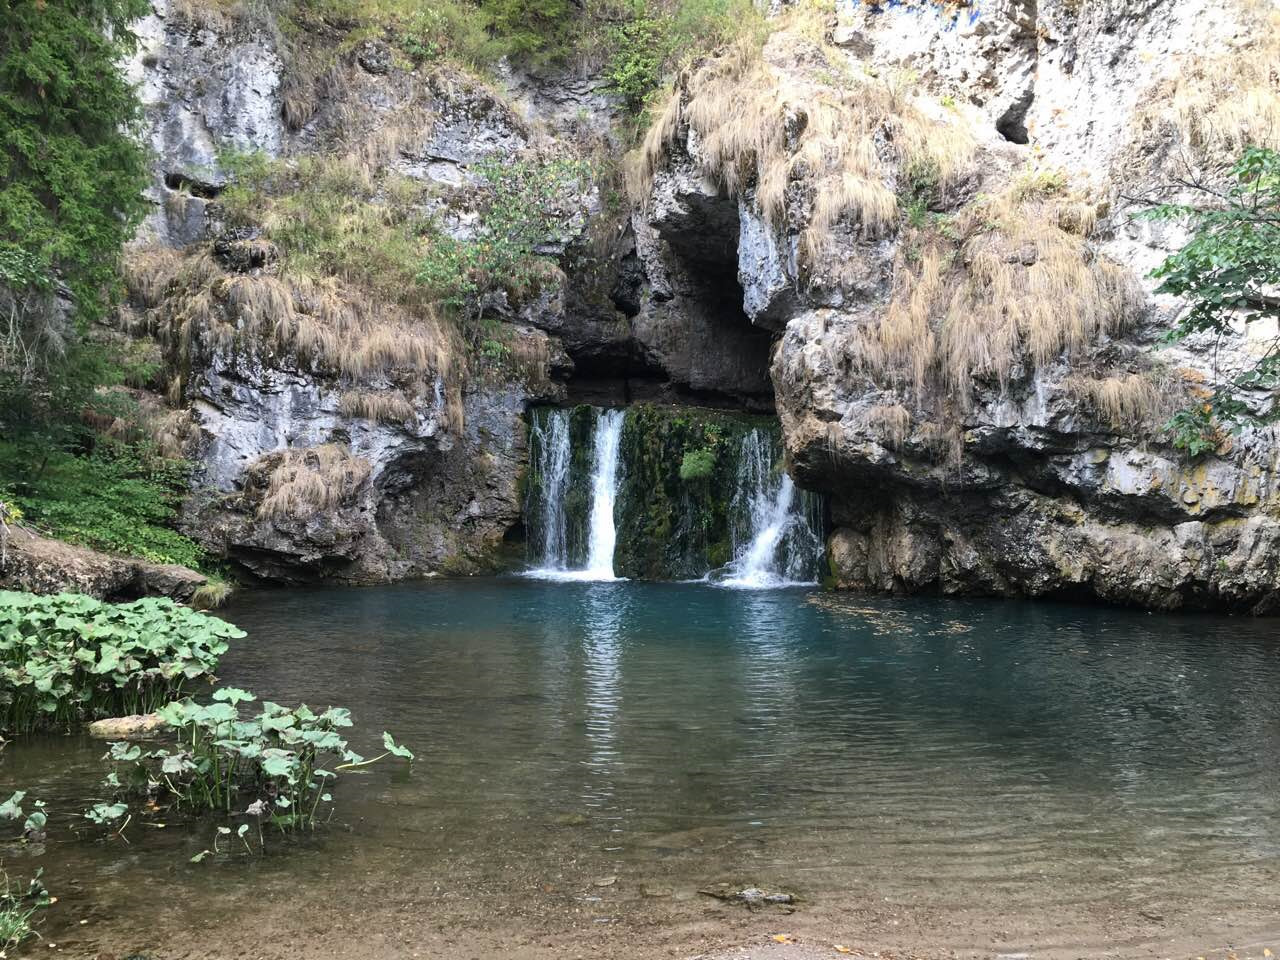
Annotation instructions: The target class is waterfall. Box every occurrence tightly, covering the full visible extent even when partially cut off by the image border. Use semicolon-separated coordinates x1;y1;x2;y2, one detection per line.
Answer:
524;406;824;585
528;408;572;568
718;429;824;589
525;407;625;581
583;409;625;579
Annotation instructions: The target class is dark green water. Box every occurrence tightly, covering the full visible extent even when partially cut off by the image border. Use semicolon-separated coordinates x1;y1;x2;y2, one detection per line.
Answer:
6;580;1280;956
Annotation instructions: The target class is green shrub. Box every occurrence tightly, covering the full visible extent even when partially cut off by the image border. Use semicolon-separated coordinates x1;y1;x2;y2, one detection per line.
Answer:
87;688;413;843
477;0;575;65
0;591;242;735
679;447;716;482
606;15;671;112
417;156;591;326
0;438;205;569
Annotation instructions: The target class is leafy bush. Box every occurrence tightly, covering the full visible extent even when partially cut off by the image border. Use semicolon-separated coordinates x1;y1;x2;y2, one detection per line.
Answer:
0;438;205;569
477;0;575;66
0;591;242;734
606;15;670;112
417;156;591;325
604;0;766;116
87;688;413;843
679;447;716;482
1144;147;1280;453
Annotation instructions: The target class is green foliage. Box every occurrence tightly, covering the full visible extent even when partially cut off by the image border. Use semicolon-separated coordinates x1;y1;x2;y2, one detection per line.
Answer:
606;15;671;113
0;0;150;425
417;156;591;325
0;591;235;723
604;0;766;116
0;438;206;568
0;591;241;735
477;0;575;66
393;1;505;68
0;867;49;948
901;157;941;227
678;447;716;482
1145;147;1280;453
225;152;431;306
89;689;413;844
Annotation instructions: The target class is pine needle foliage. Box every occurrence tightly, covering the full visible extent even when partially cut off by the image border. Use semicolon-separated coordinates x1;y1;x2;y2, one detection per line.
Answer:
0;0;150;431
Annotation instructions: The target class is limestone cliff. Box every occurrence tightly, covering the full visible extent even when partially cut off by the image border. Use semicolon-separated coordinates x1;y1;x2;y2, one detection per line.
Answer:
123;0;1280;610
635;0;1280;611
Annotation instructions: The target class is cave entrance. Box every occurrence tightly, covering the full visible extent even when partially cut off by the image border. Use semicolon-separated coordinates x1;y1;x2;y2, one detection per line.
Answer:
566;187;776;411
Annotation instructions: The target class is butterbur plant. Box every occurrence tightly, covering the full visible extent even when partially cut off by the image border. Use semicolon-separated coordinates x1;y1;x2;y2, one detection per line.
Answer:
0;591;244;734
86;687;414;844
0;791;48;840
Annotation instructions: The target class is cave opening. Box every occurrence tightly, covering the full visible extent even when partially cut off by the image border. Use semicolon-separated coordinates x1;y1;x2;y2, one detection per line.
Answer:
563;190;775;412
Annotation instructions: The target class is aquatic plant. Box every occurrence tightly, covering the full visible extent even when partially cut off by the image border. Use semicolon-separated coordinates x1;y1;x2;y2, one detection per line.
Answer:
0;791;47;840
88;688;413;842
0;868;49;949
0;592;243;735
0;793;52;948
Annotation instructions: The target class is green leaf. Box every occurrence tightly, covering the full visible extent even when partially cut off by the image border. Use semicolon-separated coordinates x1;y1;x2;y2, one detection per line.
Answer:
382;731;415;761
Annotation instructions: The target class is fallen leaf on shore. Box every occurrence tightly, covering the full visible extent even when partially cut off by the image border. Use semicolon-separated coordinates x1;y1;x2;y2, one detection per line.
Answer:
834;946;853;954
772;934;794;944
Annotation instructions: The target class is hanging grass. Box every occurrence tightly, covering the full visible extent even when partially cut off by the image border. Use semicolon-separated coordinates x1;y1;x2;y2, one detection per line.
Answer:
0;592;243;735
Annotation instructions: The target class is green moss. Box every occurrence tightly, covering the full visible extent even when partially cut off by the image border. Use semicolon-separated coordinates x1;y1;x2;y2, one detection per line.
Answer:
612;404;775;580
679;447;716;482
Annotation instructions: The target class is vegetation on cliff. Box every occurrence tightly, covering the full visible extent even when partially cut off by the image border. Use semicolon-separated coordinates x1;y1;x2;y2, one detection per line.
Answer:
0;0;209;573
1146;147;1280;454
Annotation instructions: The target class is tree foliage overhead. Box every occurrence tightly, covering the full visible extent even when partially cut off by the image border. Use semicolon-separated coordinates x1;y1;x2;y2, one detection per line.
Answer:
1147;147;1280;455
0;0;150;420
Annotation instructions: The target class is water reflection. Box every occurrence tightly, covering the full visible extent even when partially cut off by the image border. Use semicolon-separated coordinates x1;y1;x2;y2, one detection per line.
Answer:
581;582;625;816
8;580;1280;954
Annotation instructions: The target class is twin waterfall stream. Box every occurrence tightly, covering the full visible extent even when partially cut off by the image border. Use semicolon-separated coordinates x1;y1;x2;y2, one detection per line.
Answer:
524;406;825;587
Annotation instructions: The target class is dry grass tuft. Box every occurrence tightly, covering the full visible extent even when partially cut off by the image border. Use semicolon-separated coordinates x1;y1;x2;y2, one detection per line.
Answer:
1066;371;1182;433
255;444;372;521
861;403;912;449
338;390;418;424
626;27;975;269
1134;7;1280;163
849;189;1144;414
124;246;462;423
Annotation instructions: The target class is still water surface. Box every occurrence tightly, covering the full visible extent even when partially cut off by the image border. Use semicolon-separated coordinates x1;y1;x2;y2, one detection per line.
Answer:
7;580;1280;957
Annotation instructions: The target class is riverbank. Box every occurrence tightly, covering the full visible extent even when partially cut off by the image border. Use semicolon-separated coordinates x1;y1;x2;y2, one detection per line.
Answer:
26;853;1280;960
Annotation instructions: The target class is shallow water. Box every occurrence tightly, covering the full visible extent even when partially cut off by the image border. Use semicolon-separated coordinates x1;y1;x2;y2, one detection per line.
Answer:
7;580;1280;958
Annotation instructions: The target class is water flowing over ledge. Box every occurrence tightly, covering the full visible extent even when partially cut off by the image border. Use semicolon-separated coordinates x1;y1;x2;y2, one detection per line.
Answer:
523;405;825;587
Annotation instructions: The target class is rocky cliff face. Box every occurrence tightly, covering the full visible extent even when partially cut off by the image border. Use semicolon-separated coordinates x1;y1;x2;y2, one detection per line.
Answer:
123;1;570;582
125;0;1280;609
635;0;1280;611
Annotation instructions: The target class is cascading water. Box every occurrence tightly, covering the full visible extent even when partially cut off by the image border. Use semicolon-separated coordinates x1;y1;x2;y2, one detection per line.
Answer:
525;407;625;581
582;409;625;579
718;429;824;589
524;406;823;586
527;408;572;569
